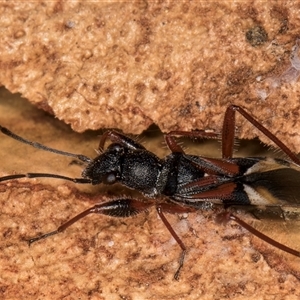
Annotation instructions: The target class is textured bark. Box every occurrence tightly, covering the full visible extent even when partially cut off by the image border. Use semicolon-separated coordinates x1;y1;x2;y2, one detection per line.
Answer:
0;1;300;152
0;88;300;299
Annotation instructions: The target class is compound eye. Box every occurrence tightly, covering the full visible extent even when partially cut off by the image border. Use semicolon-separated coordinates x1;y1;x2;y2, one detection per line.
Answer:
103;172;118;184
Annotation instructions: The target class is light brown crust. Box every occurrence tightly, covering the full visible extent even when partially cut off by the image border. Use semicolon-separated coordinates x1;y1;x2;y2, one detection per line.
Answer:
1;1;300;298
1;88;300;299
0;1;300;152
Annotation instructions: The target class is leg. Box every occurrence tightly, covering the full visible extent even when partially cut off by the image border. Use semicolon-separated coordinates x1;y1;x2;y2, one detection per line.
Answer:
28;197;195;280
222;105;300;163
28;198;154;244
165;130;220;153
99;130;146;151
216;211;300;257
156;203;196;280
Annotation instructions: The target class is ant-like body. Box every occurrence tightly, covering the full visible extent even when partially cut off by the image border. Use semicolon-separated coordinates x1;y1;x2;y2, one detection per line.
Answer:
1;105;300;280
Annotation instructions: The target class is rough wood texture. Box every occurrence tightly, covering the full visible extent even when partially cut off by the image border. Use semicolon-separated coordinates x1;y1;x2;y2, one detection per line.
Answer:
1;88;300;299
0;1;300;152
1;1;300;299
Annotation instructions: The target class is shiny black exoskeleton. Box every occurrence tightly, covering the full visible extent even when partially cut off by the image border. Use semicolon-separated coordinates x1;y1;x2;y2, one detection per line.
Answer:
1;104;300;280
82;141;206;200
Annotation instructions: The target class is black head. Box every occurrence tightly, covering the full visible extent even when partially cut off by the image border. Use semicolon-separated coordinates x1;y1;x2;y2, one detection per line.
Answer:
82;143;124;185
81;141;163;197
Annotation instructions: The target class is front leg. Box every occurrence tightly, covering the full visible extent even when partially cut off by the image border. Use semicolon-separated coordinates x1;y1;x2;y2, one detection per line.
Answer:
99;130;146;151
28;197;195;280
28;198;154;244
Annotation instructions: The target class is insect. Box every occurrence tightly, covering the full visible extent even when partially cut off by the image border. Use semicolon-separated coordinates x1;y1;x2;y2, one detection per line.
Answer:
1;105;300;280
